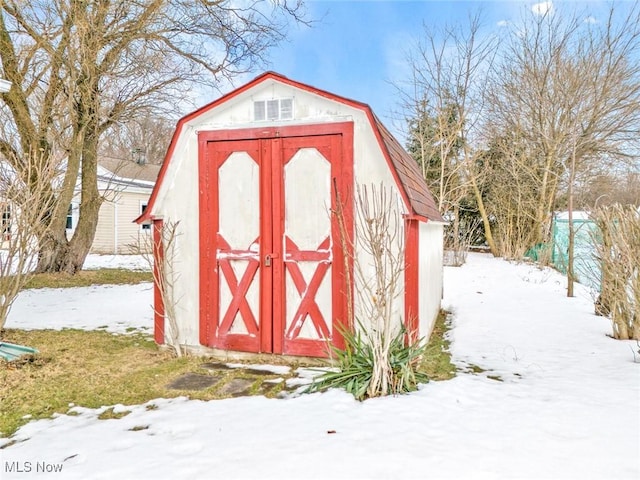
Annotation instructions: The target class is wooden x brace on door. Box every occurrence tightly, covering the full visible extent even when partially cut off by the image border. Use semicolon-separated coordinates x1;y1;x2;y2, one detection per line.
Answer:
217;235;260;337
284;237;331;339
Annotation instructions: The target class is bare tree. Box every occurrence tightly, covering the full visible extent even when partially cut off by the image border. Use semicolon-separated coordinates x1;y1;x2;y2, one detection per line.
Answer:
487;5;640;294
592;205;640;340
576;170;640;208
352;184;405;396
400;12;499;258
99;115;175;166
0;150;60;333
320;183;427;399
0;0;307;274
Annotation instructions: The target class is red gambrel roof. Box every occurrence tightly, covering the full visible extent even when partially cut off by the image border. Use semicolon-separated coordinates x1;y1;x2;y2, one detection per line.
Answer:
137;72;443;224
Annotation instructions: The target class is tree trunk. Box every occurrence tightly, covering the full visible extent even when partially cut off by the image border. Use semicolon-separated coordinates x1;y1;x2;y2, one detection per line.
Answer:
35;192;101;274
469;177;498;256
36;231;70;273
567;150;577;298
567;193;575;297
63;141;102;273
35;116;102;274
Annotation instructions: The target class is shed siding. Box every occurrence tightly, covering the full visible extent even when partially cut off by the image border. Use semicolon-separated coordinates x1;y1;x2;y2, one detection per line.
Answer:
418;221;444;337
154;137;200;345
352;114;407;335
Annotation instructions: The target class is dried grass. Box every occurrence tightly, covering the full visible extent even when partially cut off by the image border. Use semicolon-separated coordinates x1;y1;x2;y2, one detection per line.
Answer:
24;269;152;289
0;329;282;438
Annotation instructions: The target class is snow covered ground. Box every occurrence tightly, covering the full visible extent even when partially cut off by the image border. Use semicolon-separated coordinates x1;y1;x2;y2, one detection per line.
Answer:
1;253;638;479
83;253;150;271
5;254;153;334
6;283;153;334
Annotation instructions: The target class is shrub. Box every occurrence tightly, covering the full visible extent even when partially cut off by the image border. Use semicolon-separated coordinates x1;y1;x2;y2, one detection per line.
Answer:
592;205;639;340
307;323;429;401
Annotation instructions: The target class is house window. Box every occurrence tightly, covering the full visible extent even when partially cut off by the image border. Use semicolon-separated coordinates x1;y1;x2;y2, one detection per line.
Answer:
2;204;10;240
253;98;294;121
66;204;73;230
140;203;151;231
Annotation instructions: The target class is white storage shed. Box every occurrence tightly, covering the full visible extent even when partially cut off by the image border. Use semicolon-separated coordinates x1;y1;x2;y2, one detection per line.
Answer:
137;72;444;358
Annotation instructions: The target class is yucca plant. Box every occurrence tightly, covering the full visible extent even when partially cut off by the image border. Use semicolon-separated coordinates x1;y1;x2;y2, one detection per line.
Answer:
307;322;429;401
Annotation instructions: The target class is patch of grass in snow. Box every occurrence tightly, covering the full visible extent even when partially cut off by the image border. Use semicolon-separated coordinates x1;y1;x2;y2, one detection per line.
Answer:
461;363;505;381
467;364;487;374
24;268;152;289
129;425;149;431
0;329;294;438
98;407;131;420
419;310;457;381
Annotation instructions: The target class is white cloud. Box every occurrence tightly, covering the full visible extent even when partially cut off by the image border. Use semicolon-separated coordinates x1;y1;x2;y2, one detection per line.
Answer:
497;20;508;27
584;16;598;24
531;1;553;16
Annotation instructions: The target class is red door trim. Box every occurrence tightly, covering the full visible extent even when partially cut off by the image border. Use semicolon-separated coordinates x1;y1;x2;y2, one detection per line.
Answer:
200;139;262;352
266;137;282;353
216;235;260;337
197;122;353;143
332;125;354;351
198;134;216;346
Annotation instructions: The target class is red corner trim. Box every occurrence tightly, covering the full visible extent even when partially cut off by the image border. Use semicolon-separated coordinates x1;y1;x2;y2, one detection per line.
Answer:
153;218;165;344
404;218;420;342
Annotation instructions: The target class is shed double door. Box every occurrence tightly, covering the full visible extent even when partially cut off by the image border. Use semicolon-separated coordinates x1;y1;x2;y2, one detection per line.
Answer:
199;124;353;357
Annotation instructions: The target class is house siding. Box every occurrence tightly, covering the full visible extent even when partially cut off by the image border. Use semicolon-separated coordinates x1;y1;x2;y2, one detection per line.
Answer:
92;201;115;253
91;190;151;254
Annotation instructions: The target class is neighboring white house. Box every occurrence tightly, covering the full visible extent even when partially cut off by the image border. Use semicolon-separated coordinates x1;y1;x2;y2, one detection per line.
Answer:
1;77;159;255
0;78;10;93
138;72;445;358
67;157;160;254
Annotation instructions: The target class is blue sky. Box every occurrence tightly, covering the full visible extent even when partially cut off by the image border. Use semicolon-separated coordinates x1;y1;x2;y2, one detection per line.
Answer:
257;0;630;140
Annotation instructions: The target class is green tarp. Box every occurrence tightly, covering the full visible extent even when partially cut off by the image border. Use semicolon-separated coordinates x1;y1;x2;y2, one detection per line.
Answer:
0;342;38;361
551;215;600;290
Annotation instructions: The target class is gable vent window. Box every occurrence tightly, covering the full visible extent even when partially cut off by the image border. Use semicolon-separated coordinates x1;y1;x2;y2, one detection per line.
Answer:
280;98;293;119
254;98;294;121
254;101;266;121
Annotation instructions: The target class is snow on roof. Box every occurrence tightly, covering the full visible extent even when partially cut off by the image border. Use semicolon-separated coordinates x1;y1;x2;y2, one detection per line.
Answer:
555;211;592;221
